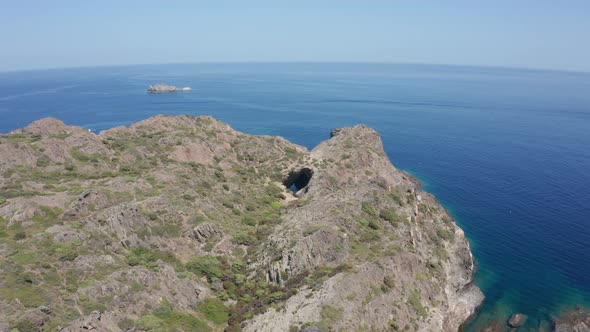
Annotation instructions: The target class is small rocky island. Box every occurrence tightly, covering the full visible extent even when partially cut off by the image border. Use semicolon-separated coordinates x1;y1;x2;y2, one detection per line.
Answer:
146;83;191;93
0;115;483;331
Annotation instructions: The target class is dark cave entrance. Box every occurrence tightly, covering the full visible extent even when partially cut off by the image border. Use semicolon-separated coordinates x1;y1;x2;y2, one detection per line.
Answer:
283;168;313;196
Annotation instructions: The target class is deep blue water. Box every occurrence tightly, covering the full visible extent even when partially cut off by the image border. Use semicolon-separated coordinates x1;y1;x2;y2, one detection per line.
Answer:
1;63;590;330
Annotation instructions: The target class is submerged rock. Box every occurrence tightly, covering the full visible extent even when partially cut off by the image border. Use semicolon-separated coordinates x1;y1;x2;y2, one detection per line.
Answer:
508;313;528;328
480;321;505;332
553;308;590;332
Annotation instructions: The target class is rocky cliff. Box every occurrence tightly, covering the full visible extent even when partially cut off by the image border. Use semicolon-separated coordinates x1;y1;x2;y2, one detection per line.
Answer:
0;115;482;331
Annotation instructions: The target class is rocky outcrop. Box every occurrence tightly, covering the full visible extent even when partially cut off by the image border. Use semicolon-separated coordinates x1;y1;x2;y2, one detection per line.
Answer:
146;83;191;93
553;308;590;332
508;313;528;328
246;124;483;332
0;115;481;331
63;189;109;219
60;311;121;332
188;222;223;242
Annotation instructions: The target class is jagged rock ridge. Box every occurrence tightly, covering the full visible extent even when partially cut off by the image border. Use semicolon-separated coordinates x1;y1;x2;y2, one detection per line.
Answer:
0;115;482;331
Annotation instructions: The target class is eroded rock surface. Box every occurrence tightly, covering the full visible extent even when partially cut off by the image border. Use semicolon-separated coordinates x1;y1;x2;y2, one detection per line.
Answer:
553;308;590;332
0;115;481;331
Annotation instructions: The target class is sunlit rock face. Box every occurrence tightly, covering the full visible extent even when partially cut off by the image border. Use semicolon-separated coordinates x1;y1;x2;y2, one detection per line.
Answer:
0;115;481;331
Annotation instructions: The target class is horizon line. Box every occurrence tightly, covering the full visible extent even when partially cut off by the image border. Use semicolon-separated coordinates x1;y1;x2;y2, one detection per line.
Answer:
1;61;589;76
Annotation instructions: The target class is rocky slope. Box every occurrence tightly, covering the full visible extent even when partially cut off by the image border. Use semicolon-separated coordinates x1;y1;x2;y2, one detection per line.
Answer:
0;115;482;331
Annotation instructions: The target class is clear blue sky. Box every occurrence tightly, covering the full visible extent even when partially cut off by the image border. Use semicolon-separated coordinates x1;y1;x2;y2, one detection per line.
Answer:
2;1;590;72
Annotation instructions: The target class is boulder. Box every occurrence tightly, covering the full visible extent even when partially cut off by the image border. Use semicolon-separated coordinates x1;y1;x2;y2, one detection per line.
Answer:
508;313;528;328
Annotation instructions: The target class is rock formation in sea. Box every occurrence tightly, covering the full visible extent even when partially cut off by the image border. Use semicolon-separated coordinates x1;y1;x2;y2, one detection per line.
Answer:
552;308;590;332
507;313;527;328
0;115;482;331
146;83;191;93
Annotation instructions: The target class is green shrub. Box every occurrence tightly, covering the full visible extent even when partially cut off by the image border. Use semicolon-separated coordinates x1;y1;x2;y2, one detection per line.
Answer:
442;216;453;227
265;183;284;198
36;154;50;167
297;198;309;207
12;319;39;332
136;314;165;330
191;214;205;225
304;264;352;289
79;295;107;314
270;201;282;210
117;319;135;330
268;291;286;303
152;300;211;330
232;233;257;246
390;192;405;206
0;196;6;205
231;259;245;271
437;228;455;241
49;242;80;262
222;199;234;209
150;223;182;237
198;298;229;324
380;208;399;225
186;256;223;281
361;202;376;216
359;229;381;242
182;193;194;201
70;148;93;162
367;219;381;230
214;169;225;180
32;206;61;227
241;216;257;226
408;289;427;318
318;305;343;330
126;247;179;270
13;231;26;240
418;204;431;214
0;282;44;308
382;276;396;293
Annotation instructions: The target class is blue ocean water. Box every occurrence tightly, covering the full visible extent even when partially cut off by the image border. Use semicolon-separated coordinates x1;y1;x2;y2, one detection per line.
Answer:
1;64;589;329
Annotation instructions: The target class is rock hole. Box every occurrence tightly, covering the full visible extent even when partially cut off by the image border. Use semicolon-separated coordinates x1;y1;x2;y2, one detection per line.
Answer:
283;168;313;197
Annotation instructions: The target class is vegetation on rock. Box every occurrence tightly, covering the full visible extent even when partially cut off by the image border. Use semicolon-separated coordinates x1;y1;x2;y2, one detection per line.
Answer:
0;115;481;331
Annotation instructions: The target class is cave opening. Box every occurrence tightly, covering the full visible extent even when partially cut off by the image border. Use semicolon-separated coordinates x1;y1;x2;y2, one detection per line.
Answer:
283;168;313;196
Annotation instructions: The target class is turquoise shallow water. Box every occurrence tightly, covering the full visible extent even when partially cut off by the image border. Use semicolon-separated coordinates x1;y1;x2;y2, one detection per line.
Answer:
1;63;590;330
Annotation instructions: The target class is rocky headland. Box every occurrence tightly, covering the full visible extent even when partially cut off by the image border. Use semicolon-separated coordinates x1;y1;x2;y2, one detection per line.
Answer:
0;115;482;331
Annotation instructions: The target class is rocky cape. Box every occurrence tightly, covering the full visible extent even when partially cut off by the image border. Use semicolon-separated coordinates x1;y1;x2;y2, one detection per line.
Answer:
0;115;483;331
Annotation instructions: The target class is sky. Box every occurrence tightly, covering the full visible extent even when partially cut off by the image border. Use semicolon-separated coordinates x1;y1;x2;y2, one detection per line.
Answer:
1;1;590;72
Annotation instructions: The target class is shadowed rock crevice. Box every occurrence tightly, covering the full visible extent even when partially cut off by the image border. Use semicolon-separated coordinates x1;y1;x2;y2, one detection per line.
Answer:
283;167;313;196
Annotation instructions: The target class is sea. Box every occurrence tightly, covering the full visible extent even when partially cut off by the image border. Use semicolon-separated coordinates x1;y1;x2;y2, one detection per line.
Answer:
1;63;589;330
